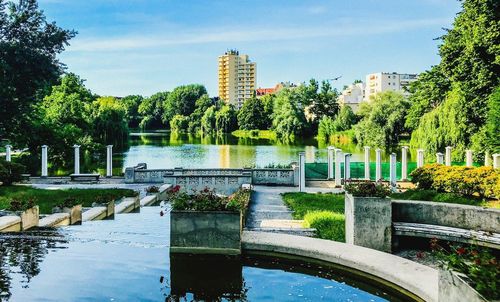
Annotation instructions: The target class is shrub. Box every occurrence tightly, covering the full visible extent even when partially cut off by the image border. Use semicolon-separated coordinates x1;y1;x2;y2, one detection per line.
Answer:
0;160;25;186
411;164;500;199
56;197;78;209
303;211;345;242
168;186;250;212
8;196;36;212
344;180;391;198
145;185;160;193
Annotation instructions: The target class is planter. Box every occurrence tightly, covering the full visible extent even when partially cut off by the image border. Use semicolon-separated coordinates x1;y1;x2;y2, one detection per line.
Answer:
345;193;392;252
19;206;39;231
170;210;242;255
439;270;488;302
62;205;82;225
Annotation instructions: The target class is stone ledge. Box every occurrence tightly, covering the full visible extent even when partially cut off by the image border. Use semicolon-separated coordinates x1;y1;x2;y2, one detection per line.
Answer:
39;213;70;227
82;206;107;221
115;197;140;214
0;216;21;232
242;231;438;302
140;195;157;207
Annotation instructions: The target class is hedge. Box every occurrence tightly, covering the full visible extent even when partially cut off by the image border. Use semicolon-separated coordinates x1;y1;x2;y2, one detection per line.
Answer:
410;164;500;200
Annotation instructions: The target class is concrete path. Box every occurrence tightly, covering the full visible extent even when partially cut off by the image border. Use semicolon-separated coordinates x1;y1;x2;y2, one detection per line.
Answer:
245;186;342;236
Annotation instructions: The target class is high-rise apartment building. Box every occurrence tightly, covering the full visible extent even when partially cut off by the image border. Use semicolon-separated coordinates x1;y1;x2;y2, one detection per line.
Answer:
218;50;256;109
338;82;366;113
364;72;417;101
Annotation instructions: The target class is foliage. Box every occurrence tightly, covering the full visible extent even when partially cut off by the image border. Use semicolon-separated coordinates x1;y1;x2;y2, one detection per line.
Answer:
431;239;499;300
317;106;356;141
200;106;217;133
90;96;129;147
237;97;267;130
262;163;292;169
301;79;340;123
0;187;137;214
410;164;500;199
169;115;189;133
162;84;207;124
138;92;168;129
282;193;345;242
121;95;144;128
188;95;214;133
0;159;25;185
303;211;345;242
260;94;275;129
8;197;36;212
272;89;308;141
167;185;250;212
0;0;76;143
390;189;491;207
471;86;500;155
215;104;237;133
55;197;78;209
145;185;159;194
354;91;410;147
344;181;391;198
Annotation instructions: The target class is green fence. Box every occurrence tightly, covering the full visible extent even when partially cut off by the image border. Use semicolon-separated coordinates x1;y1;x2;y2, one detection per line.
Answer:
305;161;478;180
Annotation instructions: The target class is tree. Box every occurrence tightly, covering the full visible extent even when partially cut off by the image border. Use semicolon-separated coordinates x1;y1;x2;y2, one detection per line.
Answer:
121;95;143;128
260;94;275;129
471;86;500;155
354;91;410;147
317;106;357;141
90;96;129;147
237;97;266;130
188;94;213;133
162;84;207;124
272;89;308;140
0;0;76;143
138;92;168;129
170;114;189;133
201;106;216;133
216;105;237;133
301;80;340;123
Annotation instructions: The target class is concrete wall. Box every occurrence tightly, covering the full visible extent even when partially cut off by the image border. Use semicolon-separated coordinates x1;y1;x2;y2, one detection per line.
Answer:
392;200;500;234
62;205;82;225
252;168;297;186
20;206;39;230
345;194;392;252
170;211;242;254
165;173;252;196
439;270;487;302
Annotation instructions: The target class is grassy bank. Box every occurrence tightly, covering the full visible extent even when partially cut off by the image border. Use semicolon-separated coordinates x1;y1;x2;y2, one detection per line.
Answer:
0;186;138;214
317;129;355;145
231;129;277;140
391;189;499;209
282;192;345;242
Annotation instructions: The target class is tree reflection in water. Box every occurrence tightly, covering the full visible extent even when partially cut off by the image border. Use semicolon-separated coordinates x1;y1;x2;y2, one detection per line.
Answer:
0;229;68;300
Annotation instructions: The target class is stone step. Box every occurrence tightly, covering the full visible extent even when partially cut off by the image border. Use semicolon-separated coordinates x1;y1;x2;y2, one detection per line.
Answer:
244;227;316;237
250;205;289;211
140;194;157;207
259;219;305;228
247;210;293;221
0;216;21;232
39;213;70;227
82;207;107;221
116;197;140;214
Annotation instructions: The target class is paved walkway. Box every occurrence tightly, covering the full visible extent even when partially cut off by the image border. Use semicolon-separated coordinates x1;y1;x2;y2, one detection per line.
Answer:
245;185;342;236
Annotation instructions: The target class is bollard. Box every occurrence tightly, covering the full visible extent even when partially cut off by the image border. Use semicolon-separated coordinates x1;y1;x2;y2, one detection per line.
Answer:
436;153;444;164
417;149;424;168
299;152;305;192
106;145;113;177
41;145;48;177
5;145;12;162
73;145;80;175
493;154;500;169
364;146;370;180
401;146;409;181
465;150;473;167
344;153;352;181
327;146;335;180
375;149;382;181
445;146;452;166
389;153;397;191
335;149;343;186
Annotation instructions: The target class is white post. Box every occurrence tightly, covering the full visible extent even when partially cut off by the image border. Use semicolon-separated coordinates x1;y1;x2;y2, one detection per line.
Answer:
364;146;370;180
327;146;335;180
344;153;351;181
73;145;80;175
436;153;444;164
375;149;382;181
417;149;424;168
299;152;305;192
401;146;409;181
445;146;452;166
106;145;113;177
5;145;12;162
335;149;343;186
465;150;473;167
41;145;48;177
493;154;500;169
389;153;397;190
484;151;490;167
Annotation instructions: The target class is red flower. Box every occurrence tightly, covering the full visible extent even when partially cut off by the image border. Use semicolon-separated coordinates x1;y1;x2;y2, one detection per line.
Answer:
456;247;466;255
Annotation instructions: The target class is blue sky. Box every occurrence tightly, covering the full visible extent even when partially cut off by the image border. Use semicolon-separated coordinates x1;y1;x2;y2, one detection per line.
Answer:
38;0;461;97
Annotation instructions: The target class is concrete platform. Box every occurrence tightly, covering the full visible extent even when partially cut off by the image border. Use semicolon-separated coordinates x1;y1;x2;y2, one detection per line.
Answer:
115;197;140;214
242;231;438;302
82;206;108;221
39;213;70;227
0;216;21;232
140;195;157;207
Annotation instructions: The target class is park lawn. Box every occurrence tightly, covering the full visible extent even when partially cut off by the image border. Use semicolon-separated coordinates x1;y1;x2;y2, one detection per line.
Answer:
0;186;138;214
390;189;499;209
282;192;345;242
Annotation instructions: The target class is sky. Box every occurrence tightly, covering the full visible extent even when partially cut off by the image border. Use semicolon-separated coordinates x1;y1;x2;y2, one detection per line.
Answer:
38;0;462;97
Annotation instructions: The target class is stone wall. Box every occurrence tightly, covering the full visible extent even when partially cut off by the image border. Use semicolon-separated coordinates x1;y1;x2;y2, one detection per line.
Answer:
438;270;487;302
164;173;252;195
252;168;297;186
392;200;500;233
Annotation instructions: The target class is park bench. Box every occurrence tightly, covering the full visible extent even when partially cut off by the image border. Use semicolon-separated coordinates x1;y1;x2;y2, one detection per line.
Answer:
393;222;500;250
70;173;100;181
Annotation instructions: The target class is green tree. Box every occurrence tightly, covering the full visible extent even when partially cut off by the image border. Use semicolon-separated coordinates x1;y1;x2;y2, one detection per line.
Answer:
237;97;266;130
121;95;143;128
272;89;308;140
138;92;168;129
162;84;207;124
216;105;237;133
0;0;76;143
188;94;213;133
354;91;410;147
90;96;129;147
260;94;275;129
170;114;189;133
201;106;216;133
317;106;357;141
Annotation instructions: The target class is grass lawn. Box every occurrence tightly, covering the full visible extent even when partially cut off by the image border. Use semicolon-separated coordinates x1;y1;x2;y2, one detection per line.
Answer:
282;192;345;242
0;186;138;214
391;189;499;209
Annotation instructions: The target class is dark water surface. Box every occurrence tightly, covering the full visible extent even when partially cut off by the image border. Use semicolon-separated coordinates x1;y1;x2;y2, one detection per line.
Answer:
0;207;410;301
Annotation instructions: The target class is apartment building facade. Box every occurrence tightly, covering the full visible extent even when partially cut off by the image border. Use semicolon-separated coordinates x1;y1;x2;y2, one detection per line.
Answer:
364;72;418;102
218;50;256;109
338;82;366;113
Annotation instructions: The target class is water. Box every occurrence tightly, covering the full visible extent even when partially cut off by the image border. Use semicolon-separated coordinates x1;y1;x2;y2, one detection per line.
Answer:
0;206;412;301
